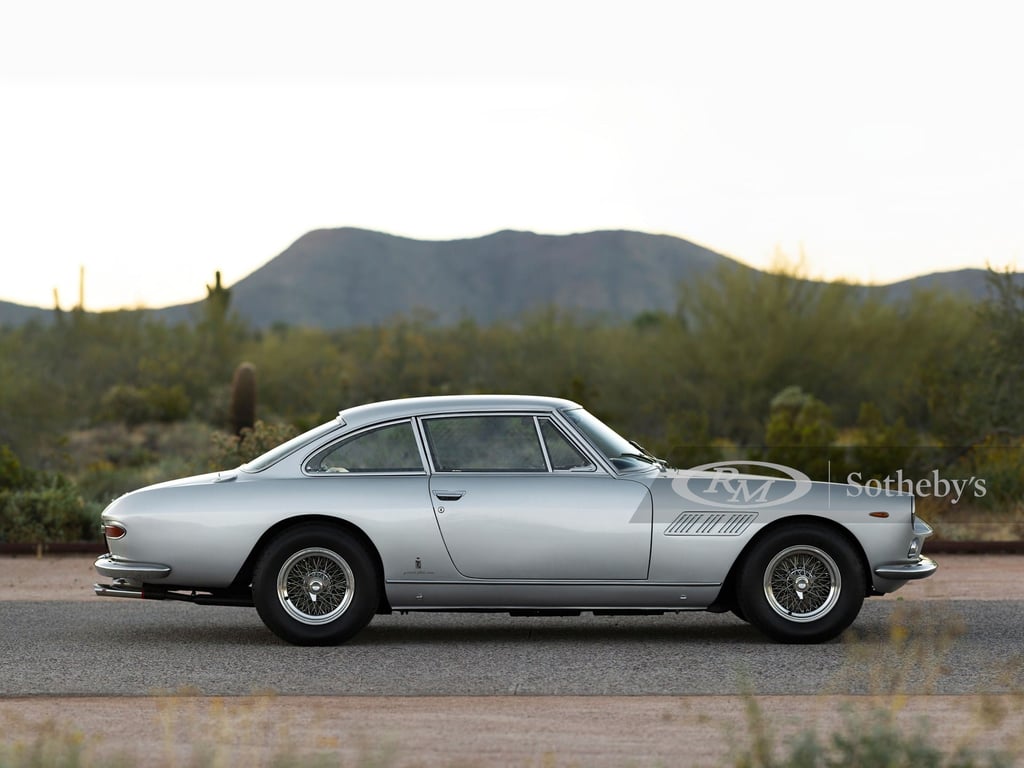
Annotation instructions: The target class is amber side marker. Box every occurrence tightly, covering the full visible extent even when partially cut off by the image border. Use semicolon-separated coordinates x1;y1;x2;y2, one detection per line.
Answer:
868;511;890;519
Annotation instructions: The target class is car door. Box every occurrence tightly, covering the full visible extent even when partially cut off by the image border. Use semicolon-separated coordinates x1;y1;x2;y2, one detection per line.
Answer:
421;413;652;580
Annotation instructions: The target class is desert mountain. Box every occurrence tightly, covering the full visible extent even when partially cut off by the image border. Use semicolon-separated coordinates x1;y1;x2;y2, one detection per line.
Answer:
1;228;1017;329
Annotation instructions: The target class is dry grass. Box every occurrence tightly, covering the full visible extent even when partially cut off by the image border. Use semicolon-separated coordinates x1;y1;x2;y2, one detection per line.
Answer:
2;692;1023;767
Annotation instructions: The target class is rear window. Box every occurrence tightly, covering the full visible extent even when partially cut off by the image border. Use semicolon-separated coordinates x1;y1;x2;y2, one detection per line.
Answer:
306;421;424;473
241;418;344;472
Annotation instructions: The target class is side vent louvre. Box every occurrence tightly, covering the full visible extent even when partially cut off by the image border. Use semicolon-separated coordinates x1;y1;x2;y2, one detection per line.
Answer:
664;512;757;536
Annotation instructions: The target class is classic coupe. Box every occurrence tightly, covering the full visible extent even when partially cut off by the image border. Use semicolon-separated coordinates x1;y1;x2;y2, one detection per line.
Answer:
94;395;936;645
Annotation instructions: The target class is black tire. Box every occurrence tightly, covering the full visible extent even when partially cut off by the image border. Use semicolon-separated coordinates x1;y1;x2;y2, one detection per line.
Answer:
736;524;865;644
253;524;378;646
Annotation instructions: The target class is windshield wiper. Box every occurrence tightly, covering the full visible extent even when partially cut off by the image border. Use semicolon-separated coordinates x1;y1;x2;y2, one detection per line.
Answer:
619;451;657;464
627;440;668;469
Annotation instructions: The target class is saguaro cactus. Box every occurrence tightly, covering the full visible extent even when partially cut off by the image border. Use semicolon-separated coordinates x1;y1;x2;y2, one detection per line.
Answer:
230;362;256;436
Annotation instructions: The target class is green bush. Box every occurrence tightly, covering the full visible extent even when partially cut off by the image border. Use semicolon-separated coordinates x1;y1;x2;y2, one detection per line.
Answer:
759;386;837;481
0;479;95;544
209;420;299;470
98;385;154;427
0;445;28;490
98;384;191;427
143;384;191;423
0;445;96;543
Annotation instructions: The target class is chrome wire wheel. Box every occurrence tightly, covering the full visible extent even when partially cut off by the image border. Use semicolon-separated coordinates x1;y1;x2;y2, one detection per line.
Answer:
763;545;840;622
276;547;355;625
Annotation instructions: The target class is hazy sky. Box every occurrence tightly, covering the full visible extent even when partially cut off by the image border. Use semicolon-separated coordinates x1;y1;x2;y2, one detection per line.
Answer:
1;1;1021;310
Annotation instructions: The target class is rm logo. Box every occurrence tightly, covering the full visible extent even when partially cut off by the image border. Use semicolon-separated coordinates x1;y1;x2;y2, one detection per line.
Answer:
672;461;812;509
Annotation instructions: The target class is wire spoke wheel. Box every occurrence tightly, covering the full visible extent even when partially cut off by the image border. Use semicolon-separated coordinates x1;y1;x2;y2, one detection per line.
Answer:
276;547;355;625
763;545;840;622
738;525;864;643
254;525;379;645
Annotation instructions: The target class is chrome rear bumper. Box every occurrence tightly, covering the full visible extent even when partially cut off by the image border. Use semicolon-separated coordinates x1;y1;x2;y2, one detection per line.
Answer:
94;554;171;582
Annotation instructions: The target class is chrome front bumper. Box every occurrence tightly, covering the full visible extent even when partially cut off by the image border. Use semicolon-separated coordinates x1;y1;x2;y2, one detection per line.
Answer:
874;556;938;581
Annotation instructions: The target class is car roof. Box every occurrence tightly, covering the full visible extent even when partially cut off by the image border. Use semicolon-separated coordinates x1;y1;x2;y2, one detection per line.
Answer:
338;394;582;428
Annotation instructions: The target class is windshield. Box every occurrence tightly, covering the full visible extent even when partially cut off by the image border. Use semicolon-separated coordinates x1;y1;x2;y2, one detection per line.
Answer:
560;408;660;472
240;418;345;472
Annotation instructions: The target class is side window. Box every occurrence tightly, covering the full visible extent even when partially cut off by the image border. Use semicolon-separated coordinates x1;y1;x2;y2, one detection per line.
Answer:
540;419;595;471
307;422;423;474
424;415;546;472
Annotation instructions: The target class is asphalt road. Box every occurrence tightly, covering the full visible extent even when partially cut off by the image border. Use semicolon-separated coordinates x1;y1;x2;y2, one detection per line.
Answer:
2;599;1021;697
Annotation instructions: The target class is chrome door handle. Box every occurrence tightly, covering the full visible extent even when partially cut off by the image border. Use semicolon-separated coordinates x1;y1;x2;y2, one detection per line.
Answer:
433;490;465;501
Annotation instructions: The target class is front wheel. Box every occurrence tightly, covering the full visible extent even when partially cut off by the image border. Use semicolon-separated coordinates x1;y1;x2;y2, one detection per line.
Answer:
736;525;865;643
253;524;378;645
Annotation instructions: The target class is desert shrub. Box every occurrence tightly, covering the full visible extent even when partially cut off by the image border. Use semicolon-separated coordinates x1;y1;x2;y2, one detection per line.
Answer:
98;384;191;427
67;422;214;507
734;699;1011;768
0;477;94;544
845;402;921;481
0;445;96;543
758;386;837;481
142;384;191;423
657;410;723;469
948;436;1024;512
209;420;299;470
74;463;149;509
98;385;154;427
0;445;28;490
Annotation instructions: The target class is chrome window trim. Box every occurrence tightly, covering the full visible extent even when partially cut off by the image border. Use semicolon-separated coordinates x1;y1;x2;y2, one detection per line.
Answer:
537;416;597;473
417;410;609;475
532;416;554;471
553;407;656;477
301;418;429;477
419;412;546;474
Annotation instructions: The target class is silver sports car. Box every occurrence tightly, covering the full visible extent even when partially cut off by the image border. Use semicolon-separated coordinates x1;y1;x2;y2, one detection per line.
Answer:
94;395;936;645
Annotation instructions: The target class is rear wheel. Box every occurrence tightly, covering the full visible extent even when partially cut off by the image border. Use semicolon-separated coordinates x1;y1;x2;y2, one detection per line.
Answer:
253;524;378;646
737;524;864;643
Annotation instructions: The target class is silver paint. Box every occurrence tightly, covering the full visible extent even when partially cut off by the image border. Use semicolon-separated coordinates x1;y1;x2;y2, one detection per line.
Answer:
95;394;936;618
